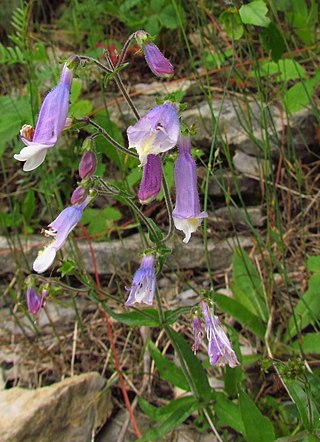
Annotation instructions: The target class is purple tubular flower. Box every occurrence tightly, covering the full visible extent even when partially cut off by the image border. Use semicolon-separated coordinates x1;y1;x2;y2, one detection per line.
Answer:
193;316;203;354
79;151;97;179
200;301;239;368
138;154;162;204
127;102;180;166
125;255;156;306
33;197;91;274
172;135;208;243
144;42;174;78
71;186;88;205
14;64;73;171
27;287;48;315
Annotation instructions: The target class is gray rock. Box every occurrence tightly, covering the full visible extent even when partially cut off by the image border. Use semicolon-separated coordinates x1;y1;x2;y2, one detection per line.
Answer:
0;372;112;442
233;150;271;177
211;206;264;228
0;233;253;275
208;169;260;197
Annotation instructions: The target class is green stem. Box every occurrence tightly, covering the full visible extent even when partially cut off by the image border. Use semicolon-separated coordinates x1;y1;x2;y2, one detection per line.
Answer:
78;55;112;73
161;171;175;243
80;117;138;159
115;32;136;68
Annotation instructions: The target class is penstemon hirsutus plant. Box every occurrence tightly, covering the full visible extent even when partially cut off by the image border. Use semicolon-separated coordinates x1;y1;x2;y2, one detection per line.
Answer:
17;30;239;437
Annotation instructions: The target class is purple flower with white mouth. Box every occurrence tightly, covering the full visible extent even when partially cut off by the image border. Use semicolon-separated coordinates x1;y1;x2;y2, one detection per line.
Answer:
200;301;239;368
14;63;73;171
27;287;48;315
127;102;180;166
33;197;91;274
138;154;162;204
172;135;208;243
135;30;174;78
125;255;156;306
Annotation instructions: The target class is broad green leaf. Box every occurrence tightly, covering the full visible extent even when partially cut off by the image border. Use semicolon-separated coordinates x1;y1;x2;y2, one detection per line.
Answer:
239;1;271;27
291;333;320;354
287;274;320;339
103;305;160;327
166;326;211;402
148;341;190;391
282;77;318;114
69;79;81;103
215;293;266;338
126;167;142;187
240;389;275;442
102;207;122;221
22;189;35;224
232;248;269;322
307;256;320;273
255;59;306;82
215;392;245;435
139;399;199;441
260;22;285;62
69;99;93;118
138;395;197;422
220;9;244;40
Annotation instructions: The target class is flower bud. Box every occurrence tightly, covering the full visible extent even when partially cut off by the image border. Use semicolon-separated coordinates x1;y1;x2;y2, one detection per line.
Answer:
79;151;97;179
138;154;162;204
135;30;174;78
71;186;88;205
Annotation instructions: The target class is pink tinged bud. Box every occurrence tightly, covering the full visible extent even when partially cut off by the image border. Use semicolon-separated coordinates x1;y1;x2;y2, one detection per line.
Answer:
71;186;88;205
27;287;48;315
144;42;174;78
172;135;208;243
200;301;240;368
127;102;180;166
138;154;162;204
33;197;91;274
125;255;156;306
79;151;97;179
14;63;73;172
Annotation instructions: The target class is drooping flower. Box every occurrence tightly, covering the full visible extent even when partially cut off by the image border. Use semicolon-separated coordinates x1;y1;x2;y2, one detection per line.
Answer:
33;197;91;274
138;154;162;204
14;63;73;171
172;135;208;243
27;287;48;315
79;151;97;179
135;30;174;78
192;316;203;354
125;255;156;306
127;102;180;166
200;301;239;368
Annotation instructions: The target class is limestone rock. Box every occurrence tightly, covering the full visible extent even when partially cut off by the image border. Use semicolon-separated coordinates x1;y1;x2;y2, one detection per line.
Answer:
233;150;271;177
0;372;112;442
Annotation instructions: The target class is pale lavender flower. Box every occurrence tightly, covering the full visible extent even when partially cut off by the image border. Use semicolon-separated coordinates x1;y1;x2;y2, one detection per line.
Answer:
125;255;156;306
71;186;88;205
127;102;180;166
172;135;208;243
138;154;162;204
27;287;48;315
14;64;73;171
200;301;239;368
79;151;97;179
33;197;91;274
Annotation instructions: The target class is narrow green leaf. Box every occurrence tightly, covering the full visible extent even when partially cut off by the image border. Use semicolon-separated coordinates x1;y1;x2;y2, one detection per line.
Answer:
148;341;190;391
239;389;275;442
22;189;35;224
232;248;269;322
215;293;266;339
215;392;245;435
166;327;212;402
164;306;192;325
103;305;160;327
138;396;196;422
287;274;320;339
286;381;320;430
